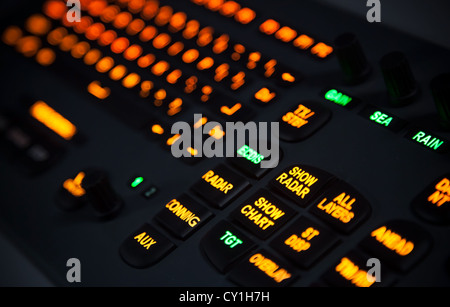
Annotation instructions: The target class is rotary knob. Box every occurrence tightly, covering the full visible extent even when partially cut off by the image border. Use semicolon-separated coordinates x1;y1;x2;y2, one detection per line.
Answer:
380;51;419;106
334;32;372;84
81;170;123;219
431;73;450;130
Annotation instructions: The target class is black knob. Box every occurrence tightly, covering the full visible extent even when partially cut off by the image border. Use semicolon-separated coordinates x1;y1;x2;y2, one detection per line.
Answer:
380;51;419;106
81;170;123;219
334;33;371;84
431;73;450;130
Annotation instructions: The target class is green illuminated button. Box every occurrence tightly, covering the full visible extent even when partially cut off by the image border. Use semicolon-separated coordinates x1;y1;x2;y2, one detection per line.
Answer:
130;176;145;188
405;128;450;153
200;220;256;273
323;88;359;108
228;142;283;179
359;105;406;132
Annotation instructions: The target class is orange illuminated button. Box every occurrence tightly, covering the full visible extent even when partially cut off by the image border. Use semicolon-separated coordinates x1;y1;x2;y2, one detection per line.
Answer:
309;180;371;233
228;249;297;287
411;174;450;224
191;164;250;209
269;216;340;269
55;171;88;212
231;189;296;239
359;220;432;272
269;164;336;208
119;223;175;268
322;250;395;287
154;194;214;239
278;101;331;142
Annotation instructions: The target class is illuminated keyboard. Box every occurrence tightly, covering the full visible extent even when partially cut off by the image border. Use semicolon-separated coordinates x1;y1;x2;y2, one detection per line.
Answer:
0;0;449;288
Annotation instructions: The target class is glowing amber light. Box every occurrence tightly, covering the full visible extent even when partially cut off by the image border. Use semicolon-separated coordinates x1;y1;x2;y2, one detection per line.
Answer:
111;37;130;54
88;81;111;100
152;33;171;49
59;34;78;52
97;30;117;46
43;0;67;20
100;5;120;23
182;49;200;64
139;26;158;42
183;20;200;40
36;48;56;66
151;61;170;76
113;12;133;29
220;1;241;17
128;0;146;14
335;257;376;287
137;54;156;68
167;42;185;56
168;98;183;116
16;36;42;57
197;27;214;47
122;73;141;88
141;0;160;20
231;72;246;90
197;57;214;70
96;57;115;73
73;16;93;35
83;49;102;65
169;12;187;33
2;26;23;46
29;101;77;140
109;65;128;80
154;6;173;26
209;125;225;140
221;103;241;116
154;89;167;106
247;52;261;69
87;0;108;17
166;69;183;84
311;42;333;58
85;23;106;41
187;147;198;156
70;41;90;59
25;14;51;36
151;124;164;135
215;64;230;82
255;88;276;103
194;117;208;129
275;27;297;43
185;76;198;93
235;8;256;24
140;80;154;97
126;19;145;36
371;226;415;256
166;134;180;146
63;172;86;197
293;34;315;50
206;0;224;11
264;59;277;78
259;19;280;35
124;45;143;61
47;27;67;45
212;34;229;54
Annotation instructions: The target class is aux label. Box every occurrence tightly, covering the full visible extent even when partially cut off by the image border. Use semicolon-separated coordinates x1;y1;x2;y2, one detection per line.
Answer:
367;0;381;23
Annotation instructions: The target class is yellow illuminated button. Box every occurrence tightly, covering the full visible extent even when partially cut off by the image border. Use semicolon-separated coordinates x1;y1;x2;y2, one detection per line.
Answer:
231;189;296;239
29;101;77;140
309;180;371;233
154;194;213;239
119;223;175;268
191;164;250;209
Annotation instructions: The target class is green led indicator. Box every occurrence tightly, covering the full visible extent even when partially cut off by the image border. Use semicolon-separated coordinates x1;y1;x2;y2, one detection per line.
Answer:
131;176;145;188
220;231;243;248
369;111;393;127
236;145;265;165
325;89;353;106
412;131;444;151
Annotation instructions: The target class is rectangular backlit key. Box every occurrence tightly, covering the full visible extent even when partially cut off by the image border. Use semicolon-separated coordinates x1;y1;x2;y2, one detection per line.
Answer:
29;100;77;140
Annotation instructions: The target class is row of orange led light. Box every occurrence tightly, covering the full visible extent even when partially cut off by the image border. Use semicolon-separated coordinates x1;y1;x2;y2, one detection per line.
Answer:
42;0;215;113
72;0;231;96
94;0;248;91
42;1;187;116
190;0;256;25
101;0;288;88
259;19;334;59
